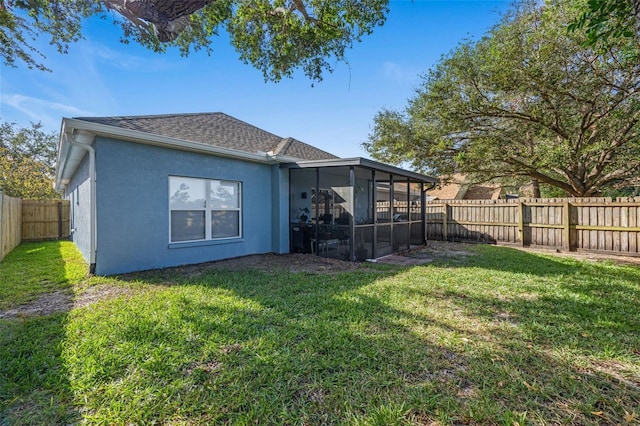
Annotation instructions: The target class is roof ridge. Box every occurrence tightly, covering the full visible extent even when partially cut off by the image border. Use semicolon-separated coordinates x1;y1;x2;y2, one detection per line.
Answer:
217;114;284;140
285;136;338;159
273;137;293;156
74;112;229;121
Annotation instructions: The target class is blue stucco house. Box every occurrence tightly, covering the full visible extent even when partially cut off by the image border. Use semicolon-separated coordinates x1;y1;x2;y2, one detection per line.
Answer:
55;113;436;275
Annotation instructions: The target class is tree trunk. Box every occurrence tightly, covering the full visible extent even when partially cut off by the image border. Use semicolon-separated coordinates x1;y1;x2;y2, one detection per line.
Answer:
103;0;215;41
531;179;541;198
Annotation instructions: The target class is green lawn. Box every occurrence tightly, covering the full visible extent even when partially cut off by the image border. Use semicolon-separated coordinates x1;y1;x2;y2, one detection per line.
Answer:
0;241;87;310
1;241;639;425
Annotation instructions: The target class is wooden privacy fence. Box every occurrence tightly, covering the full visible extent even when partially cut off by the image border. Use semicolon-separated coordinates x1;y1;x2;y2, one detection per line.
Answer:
426;197;640;256
22;200;70;241
0;192;22;262
0;197;70;261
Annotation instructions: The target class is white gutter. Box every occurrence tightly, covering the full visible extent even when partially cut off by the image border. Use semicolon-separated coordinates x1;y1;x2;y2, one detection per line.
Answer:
265;151;306;163
64;130;97;274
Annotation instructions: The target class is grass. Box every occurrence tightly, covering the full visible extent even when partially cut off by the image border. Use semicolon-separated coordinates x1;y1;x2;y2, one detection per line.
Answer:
1;241;639;425
0;241;87;310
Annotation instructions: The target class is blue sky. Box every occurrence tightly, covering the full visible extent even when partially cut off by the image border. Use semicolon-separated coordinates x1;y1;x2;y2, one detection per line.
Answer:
0;1;510;159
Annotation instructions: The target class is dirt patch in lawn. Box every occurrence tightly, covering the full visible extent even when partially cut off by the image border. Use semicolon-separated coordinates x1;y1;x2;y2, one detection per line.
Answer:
0;290;74;319
169;252;368;276
0;284;135;319
148;243;478;276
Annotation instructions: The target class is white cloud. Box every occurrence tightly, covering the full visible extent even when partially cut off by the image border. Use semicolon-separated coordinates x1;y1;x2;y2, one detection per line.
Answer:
91;43;175;72
381;62;419;86
0;93;96;129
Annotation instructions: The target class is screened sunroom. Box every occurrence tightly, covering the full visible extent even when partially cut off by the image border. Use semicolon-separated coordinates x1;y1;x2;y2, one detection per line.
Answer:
282;158;437;261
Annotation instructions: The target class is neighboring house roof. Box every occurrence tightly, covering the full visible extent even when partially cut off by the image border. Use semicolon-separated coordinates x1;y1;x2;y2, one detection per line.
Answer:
428;174;466;200
429;182;464;200
74;112;338;161
428;174;502;200
463;185;502;200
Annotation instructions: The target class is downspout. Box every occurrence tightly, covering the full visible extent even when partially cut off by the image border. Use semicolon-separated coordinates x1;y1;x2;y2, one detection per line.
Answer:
424;181;437;192
65;130;97;274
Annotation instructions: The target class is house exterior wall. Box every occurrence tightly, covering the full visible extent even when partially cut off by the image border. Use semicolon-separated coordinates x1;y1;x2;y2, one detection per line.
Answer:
93;137;277;275
65;152;92;264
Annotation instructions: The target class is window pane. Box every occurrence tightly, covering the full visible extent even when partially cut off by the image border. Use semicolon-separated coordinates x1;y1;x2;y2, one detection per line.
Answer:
376;173;391;223
212;211;240;238
410;182;422;221
211;181;240;209
355;168;373;225
393;181;409;221
411;222;424;245
354;226;374;261
171;211;205;242
393;223;410;251
376;224;392;258
169;177;206;210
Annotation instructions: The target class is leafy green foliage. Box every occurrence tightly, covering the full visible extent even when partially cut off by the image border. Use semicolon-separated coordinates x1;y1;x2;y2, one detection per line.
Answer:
364;1;640;197
1;240;640;424
0;121;60;199
0;1;99;71
568;0;639;58
227;0;388;82
0;0;389;82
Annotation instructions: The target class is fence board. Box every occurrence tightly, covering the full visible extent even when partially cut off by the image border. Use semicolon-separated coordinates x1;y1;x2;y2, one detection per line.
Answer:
426;197;640;256
21;200;70;241
0;193;22;261
621;207;629;252
632;207;638;253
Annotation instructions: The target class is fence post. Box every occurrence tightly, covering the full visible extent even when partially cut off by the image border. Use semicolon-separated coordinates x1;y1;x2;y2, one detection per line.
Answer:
442;202;449;241
518;201;525;246
57;201;63;239
563;201;571;251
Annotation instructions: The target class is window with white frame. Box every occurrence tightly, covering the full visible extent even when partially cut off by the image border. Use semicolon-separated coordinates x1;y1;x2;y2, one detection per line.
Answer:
169;176;242;243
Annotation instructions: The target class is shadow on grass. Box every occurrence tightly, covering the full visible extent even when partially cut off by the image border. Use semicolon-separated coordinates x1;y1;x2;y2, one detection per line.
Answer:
0;241;80;425
64;266;474;424
68;247;640;424
414;244;640;423
20;244;639;424
452;246;640;352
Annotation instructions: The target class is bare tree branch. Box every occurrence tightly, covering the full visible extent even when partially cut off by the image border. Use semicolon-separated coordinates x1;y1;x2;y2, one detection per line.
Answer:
103;0;215;41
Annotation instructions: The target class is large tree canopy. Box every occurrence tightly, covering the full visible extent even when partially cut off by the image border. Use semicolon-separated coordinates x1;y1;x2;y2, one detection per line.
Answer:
0;122;59;199
0;0;388;82
569;0;640;56
364;0;640;197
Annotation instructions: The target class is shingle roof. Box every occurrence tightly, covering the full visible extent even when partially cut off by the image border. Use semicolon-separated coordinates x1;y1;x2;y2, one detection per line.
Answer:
427;174;465;200
463;185;502;200
275;137;336;162
74;112;338;161
427;173;503;200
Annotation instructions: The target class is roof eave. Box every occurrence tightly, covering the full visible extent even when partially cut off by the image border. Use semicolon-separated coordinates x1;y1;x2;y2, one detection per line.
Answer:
280;157;438;184
56;117;285;189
